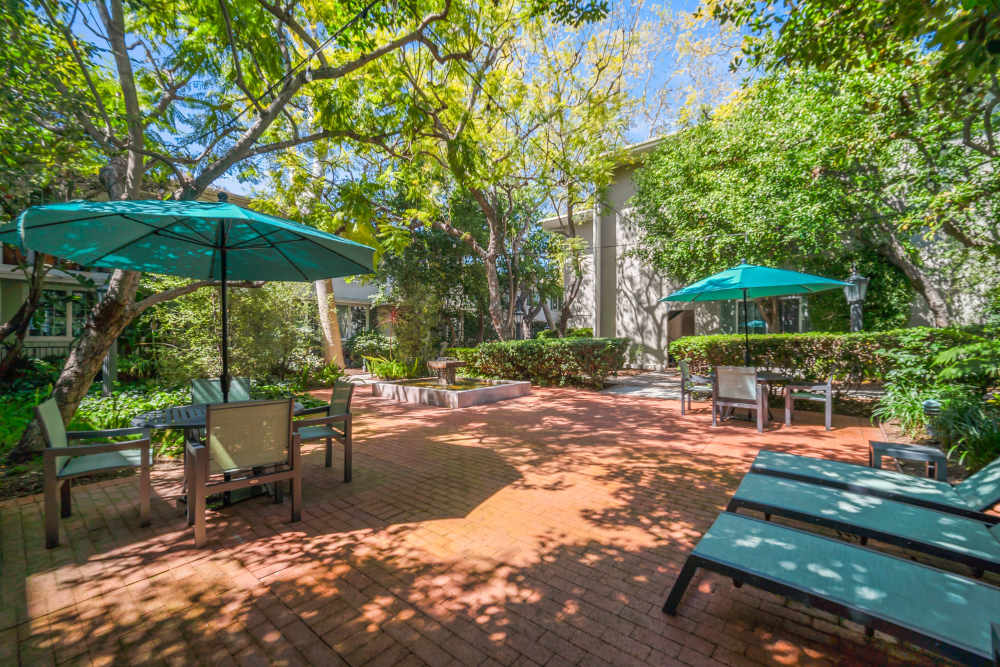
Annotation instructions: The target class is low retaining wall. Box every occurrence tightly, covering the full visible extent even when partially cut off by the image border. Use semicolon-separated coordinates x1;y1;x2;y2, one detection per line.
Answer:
371;378;531;408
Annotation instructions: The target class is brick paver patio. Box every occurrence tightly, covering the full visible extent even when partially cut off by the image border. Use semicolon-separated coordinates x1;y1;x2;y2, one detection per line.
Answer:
1;388;958;665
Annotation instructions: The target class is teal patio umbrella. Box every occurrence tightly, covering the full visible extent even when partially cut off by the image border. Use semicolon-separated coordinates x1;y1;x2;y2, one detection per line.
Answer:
661;262;849;365
8;198;375;400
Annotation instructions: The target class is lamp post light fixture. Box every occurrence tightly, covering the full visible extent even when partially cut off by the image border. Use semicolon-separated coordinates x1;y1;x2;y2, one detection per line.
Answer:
513;307;525;340
844;266;870;332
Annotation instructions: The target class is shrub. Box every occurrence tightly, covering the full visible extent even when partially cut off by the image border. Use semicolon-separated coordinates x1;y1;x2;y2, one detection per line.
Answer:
344;331;396;365
535;329;557;339
670;327;985;385
459;337;628;389
364;356;422;380
566;327;593;338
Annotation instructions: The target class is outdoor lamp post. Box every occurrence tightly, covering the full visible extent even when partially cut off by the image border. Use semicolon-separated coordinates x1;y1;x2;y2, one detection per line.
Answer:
513;307;525;340
844;266;870;332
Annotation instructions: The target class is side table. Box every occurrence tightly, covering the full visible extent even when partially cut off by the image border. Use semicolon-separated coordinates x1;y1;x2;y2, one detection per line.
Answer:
868;441;947;481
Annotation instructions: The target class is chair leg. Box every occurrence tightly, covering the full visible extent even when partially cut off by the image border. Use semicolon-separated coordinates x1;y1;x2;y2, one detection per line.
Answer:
757;396;765;432
192;447;208;547
60;479;72;518
45;473;60;549
784;390;792;426
825;394;832;431
344;420;352;483
680;389;686;415
663;558;700;615
291;438;302;523
711;400;718;427
325;438;333;468
139;449;151;527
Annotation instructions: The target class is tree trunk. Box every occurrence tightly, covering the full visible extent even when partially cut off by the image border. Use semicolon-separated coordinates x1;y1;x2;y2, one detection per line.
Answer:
541;300;558;331
7;268;141;462
556;270;584;337
483;255;509;340
875;225;951;327
315;278;345;367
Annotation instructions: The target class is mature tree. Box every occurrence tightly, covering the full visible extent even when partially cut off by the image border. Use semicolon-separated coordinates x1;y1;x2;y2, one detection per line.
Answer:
709;0;999;85
334;2;638;338
7;0;469;461
632;65;998;327
0;7;108;375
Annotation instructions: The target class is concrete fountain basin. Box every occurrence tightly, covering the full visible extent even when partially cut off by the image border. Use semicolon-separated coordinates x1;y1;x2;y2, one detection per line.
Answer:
371;377;531;408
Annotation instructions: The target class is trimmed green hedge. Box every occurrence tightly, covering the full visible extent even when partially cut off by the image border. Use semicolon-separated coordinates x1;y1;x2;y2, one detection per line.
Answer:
450;338;628;389
670;327;985;384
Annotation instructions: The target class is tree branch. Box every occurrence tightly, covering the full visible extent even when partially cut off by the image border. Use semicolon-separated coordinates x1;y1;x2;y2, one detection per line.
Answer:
133;280;265;314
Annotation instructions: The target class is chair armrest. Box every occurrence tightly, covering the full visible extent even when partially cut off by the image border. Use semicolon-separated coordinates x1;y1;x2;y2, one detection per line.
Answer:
45;438;151;459
689;374;713;384
292;413;351;429
786;383;829;392
295;405;329;417
67;426;150;440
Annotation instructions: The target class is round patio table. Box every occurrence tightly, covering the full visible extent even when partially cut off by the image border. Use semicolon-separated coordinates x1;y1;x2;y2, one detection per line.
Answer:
131;401;305;434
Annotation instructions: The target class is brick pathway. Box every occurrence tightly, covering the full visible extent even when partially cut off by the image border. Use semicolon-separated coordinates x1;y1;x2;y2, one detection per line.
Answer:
1;388;956;665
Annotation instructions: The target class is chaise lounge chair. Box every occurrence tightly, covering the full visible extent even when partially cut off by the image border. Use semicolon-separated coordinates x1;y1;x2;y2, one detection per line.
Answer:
728;472;1000;576
751;449;1000;523
663;512;1000;665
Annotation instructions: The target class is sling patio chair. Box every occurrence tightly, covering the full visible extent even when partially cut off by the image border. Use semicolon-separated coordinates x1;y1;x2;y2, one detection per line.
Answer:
729;472;1000;577
37;397;151;548
190;377;251;404
784;376;834;430
185;399;301;547
663;512;1000;666
678;360;712;416
751;449;1000;524
712;366;767;432
293;379;354;482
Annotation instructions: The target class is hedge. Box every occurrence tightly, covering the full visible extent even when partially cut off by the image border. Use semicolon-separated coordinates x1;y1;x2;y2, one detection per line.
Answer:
449;338;629;389
670;327;985;384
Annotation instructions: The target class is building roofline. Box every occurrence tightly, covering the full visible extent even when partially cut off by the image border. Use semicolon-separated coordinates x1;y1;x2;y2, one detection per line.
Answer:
540;209;594;230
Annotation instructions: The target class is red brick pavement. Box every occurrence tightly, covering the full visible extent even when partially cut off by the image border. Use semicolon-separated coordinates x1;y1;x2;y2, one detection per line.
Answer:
0;388;963;665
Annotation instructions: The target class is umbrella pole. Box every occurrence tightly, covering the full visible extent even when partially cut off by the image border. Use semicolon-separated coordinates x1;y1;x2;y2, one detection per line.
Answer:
220;234;230;403
743;289;751;366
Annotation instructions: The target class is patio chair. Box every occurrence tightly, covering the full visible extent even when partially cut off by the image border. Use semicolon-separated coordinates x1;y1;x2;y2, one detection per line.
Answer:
729;472;1000;577
293;380;354;482
663;512;1000;665
185;399;301;547
190;377;251;404
751;449;1000;523
712;366;766;432
784;376;833;430
37;397;151;548
678;360;712;416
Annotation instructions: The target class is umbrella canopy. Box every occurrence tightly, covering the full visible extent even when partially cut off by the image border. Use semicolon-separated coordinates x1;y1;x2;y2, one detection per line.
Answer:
660;263;849;303
10;199;375;400
10;200;373;280
661;263;849;365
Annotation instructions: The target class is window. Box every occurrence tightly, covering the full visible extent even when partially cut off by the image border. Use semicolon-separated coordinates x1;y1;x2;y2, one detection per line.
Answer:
29;290;69;337
720;301;765;334
779;297;801;333
69;291;97;337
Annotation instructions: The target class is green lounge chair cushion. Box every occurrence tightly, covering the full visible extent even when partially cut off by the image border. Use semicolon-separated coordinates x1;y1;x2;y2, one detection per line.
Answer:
734;474;1000;565
752;450;973;512
59;449;144;477
696;513;1000;659
956;457;1000;512
297;424;345;442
